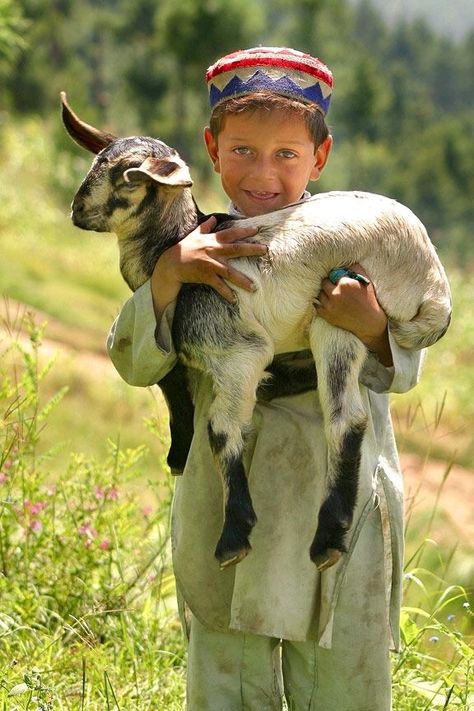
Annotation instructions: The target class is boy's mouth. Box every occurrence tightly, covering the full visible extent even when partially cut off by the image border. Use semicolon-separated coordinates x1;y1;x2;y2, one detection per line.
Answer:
245;190;279;201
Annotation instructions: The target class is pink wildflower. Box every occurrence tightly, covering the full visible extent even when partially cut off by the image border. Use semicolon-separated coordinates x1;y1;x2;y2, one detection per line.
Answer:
100;539;111;550
0;473;7;485
95;486;105;499
142;505;153;517
25;501;46;516
106;486;119;501
30;520;42;533
78;522;97;540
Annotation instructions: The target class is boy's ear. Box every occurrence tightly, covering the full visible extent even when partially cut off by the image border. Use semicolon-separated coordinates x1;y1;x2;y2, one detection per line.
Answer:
310;135;333;181
204;127;221;174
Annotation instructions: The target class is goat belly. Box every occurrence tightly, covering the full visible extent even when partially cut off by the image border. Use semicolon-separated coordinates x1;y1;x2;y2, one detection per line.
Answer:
172;284;243;366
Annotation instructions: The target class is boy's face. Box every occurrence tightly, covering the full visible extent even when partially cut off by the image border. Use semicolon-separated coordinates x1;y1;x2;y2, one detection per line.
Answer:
204;109;332;217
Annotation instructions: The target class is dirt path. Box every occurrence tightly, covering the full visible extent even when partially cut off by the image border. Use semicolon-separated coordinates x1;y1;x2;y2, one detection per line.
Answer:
400;453;473;544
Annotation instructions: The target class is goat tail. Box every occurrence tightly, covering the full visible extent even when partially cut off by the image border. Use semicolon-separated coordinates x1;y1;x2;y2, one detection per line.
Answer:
389;296;452;350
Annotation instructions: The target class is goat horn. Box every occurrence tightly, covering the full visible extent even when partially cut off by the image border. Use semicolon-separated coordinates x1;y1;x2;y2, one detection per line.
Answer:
60;91;117;154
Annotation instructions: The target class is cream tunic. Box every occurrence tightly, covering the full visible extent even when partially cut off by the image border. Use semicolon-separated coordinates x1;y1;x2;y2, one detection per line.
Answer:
107;280;424;649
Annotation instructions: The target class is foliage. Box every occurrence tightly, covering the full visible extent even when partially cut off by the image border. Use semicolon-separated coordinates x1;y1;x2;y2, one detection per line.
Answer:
0;316;185;708
394;579;473;709
0;0;27;65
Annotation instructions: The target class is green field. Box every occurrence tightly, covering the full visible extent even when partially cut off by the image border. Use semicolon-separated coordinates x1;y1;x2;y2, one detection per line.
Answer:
1;117;472;709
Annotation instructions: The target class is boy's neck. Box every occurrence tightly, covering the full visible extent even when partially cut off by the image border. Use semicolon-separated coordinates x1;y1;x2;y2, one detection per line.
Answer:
229;190;312;218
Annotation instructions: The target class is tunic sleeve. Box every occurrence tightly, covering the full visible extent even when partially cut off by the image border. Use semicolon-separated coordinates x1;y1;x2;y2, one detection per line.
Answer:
107;280;178;386
359;326;426;394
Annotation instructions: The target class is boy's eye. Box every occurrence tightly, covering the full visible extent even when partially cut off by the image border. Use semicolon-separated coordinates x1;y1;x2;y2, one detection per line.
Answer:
233;146;253;156
278;150;298;159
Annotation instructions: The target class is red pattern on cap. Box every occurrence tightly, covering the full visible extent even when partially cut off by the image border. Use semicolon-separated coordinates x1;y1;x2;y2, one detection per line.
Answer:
206;48;333;89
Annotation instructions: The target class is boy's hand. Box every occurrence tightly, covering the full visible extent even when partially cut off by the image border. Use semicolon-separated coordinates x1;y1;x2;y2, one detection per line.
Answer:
314;264;393;366
150;216;265;322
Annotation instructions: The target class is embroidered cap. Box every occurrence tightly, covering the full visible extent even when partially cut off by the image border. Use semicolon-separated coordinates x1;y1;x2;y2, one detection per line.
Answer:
206;47;333;115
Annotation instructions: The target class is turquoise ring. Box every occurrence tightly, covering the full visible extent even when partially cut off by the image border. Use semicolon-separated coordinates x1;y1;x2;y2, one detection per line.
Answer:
328;268;371;285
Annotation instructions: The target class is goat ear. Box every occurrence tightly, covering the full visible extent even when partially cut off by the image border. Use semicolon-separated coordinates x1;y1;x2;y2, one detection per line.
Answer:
124;156;193;188
60;91;117;154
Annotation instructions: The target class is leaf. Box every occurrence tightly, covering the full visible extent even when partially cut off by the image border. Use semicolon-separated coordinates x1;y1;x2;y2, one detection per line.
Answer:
402;606;431;620
8;683;29;696
400;610;420;645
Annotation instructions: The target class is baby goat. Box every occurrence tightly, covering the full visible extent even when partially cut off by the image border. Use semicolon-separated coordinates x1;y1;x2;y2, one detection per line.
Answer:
61;93;451;572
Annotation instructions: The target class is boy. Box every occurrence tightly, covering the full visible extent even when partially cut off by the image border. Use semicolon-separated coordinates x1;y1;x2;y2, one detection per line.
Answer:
108;47;424;710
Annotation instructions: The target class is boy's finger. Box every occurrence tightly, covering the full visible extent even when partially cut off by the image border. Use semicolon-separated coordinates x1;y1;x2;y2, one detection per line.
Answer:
320;277;338;296
198;215;217;233
214;261;257;293
209;275;239;304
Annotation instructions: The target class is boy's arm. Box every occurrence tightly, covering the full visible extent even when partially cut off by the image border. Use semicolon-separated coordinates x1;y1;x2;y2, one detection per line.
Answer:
314;264;424;394
150;215;265;322
107;280;177;386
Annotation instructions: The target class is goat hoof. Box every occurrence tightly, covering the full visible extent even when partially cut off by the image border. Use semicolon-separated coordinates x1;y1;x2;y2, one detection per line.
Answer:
216;543;251;570
312;548;343;571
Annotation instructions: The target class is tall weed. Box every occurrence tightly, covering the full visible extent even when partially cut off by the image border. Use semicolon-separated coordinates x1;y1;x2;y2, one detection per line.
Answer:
0;311;185;708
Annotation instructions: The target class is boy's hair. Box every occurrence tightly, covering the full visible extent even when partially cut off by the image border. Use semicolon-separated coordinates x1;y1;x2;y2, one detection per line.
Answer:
209;91;330;148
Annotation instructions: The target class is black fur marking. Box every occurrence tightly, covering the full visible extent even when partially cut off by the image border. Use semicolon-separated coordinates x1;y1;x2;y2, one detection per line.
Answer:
197;212;241;229
159;363;195;474
207;423;228;455
310;422;366;563
132;183;157;218
328;349;356;420
214;455;257;564
173;284;240;353
258;351;317;401
105;195;131;216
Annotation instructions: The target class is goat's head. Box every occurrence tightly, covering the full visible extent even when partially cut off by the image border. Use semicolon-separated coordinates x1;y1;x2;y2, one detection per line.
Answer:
61;92;193;237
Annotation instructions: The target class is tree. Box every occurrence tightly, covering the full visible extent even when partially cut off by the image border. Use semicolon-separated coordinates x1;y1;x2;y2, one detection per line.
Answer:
0;0;28;108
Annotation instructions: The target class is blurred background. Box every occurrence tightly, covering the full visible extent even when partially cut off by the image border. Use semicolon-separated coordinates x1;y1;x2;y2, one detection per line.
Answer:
1;0;473;585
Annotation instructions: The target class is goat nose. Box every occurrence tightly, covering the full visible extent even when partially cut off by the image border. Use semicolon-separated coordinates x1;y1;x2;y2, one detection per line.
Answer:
71;198;87;227
71;196;87;217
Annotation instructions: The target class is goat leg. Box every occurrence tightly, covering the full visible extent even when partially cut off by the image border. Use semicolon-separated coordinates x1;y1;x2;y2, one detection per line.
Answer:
209;435;258;568
309;321;368;570
309;423;366;570
204;332;273;568
158;363;195;475
257;352;317;401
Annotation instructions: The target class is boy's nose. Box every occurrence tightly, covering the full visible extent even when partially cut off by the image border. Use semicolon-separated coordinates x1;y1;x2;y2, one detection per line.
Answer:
250;155;277;181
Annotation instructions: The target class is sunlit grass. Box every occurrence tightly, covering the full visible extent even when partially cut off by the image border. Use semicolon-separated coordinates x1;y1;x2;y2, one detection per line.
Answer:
392;268;474;468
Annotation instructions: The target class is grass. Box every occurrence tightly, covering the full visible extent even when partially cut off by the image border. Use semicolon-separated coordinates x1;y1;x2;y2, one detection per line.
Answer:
391;267;474;469
0;320;186;709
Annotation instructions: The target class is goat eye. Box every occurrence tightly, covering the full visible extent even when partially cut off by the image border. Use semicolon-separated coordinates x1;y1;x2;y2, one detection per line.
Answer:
117;180;138;191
